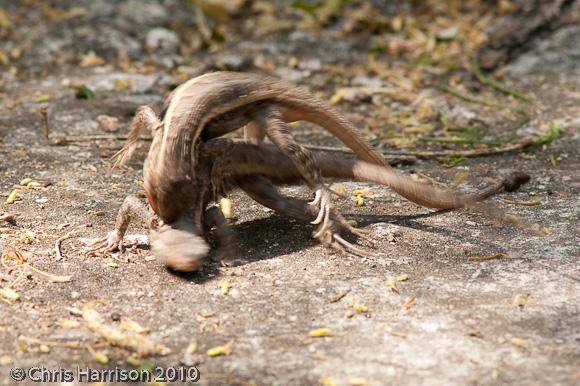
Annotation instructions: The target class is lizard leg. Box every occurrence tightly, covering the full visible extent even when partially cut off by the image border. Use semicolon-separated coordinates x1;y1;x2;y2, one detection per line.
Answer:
237;176;372;256
253;106;340;242
85;196;154;257
112;105;161;168
203;206;242;266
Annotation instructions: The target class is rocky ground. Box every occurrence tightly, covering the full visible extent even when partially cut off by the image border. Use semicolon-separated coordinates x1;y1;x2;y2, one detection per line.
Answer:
0;1;578;385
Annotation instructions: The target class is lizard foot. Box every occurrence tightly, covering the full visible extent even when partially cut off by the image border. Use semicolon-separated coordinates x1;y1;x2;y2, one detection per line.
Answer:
315;227;374;257
150;224;209;272
84;230;123;257
310;188;375;247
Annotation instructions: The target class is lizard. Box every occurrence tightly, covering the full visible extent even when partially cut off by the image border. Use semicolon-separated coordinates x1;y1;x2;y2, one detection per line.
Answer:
89;138;530;271
112;71;391;253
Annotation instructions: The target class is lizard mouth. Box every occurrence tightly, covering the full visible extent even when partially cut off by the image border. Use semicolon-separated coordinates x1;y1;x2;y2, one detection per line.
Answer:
150;223;209;272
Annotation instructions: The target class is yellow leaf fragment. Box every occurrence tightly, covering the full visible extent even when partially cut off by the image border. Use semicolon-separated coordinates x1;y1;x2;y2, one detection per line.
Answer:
219;198;234;219
403;295;417;310
126;355;142;367
219;279;231;295
5;189;21;204
548;154;557;167
0;287;20;302
20;178;33;186
352;189;370;196
113;78;133;92
397;274;409;282
207;340;233;357
386;277;401;294
0;49;9;66
80;52;104;67
319;376;337;386
330;89;346;105
0;8;11;29
309;328;332;338
390;15;403;32
349;378;369;386
16;341;28;353
92;351;109;364
354;195;365;206
352;304;368;313
513;294;527;308
186;341;197;354
332;183;346;196
19;233;33;245
510;338;526;348
105;259;118;268
35;94;50;103
39;344;50;353
57;319;81;329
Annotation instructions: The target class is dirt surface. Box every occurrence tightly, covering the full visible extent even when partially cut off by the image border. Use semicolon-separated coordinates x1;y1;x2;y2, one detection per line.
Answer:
0;2;579;386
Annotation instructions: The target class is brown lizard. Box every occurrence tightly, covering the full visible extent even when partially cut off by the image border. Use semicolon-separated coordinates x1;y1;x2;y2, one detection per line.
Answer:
90;138;529;271
112;72;390;252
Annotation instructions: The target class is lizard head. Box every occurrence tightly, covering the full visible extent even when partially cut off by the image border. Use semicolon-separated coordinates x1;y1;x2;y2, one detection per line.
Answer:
150;220;209;272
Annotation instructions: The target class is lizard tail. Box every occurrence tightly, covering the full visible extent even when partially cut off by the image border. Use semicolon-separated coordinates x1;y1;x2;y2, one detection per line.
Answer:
329;160;528;209
111;105;161;169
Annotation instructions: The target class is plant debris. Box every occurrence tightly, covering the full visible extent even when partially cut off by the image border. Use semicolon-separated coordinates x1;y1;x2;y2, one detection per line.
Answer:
402;295;417;310
468;252;508;261
206;340;233;357
309;328;333;338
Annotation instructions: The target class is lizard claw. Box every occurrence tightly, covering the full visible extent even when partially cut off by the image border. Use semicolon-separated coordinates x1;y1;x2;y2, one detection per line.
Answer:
309;188;376;248
310;188;333;225
84;231;123;257
314;227;374;257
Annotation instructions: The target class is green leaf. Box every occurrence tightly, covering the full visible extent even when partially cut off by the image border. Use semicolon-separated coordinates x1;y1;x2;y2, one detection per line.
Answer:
534;122;562;145
291;0;322;18
68;83;95;99
445;154;466;166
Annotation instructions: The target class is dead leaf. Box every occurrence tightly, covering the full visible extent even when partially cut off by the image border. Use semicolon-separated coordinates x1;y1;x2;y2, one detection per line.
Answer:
352;304;368;313
510;338;526;348
57;319;81;329
309;328;333;338
5;189;21;204
513;294;527;308
120;318;150;334
386;277;401;294
0;287;20;303
219;279;231;295
80;52;104;67
319;376;337;386
25;263;73;283
207;340;233;357
219;198;234;219
82;305;170;357
403;295;417;310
